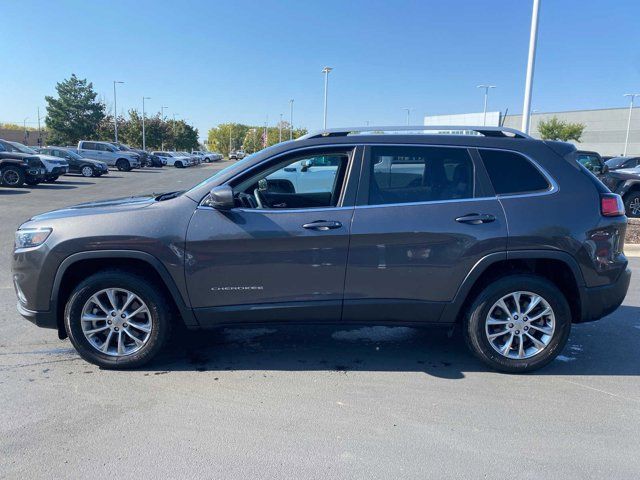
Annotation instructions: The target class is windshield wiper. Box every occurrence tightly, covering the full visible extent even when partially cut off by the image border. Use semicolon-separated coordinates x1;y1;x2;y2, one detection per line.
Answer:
155;191;184;201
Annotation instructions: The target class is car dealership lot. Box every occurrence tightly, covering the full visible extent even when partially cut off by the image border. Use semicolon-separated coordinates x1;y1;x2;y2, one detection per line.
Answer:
1;166;639;479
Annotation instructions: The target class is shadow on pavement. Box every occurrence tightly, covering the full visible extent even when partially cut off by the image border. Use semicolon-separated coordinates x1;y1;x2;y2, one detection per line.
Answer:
0;189;29;195
133;304;640;378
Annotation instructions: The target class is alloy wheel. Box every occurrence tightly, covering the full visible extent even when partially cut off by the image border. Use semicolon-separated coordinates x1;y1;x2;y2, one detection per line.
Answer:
82;166;93;177
3;169;20;186
484;291;555;360
80;288;153;356
630;197;640;216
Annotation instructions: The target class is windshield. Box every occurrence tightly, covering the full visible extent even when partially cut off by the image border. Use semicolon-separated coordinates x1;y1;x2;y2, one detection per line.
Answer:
61;149;83;160
605;157;627;168
9;141;37;154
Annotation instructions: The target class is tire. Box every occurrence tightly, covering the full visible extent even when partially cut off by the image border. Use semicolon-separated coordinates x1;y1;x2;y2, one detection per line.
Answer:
116;159;131;172
1;166;25;187
175;161;183;168
463;274;571;373
64;270;172;369
624;192;640;218
81;166;95;177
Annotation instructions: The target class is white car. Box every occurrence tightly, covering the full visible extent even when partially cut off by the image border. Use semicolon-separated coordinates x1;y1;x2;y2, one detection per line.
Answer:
266;155;341;194
152;151;191;168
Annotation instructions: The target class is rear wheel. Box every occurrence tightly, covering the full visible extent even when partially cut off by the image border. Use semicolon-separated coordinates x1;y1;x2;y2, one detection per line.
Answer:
175;161;183;168
463;274;571;373
116;159;131;172
81;165;95;177
1;166;25;187
64;270;171;369
625;192;640;217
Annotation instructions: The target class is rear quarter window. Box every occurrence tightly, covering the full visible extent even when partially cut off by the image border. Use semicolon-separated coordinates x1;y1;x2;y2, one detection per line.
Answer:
479;149;550;195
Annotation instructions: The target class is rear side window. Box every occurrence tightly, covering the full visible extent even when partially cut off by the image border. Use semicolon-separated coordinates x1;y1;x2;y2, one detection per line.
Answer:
479;149;550;195
368;146;474;205
82;142;97;150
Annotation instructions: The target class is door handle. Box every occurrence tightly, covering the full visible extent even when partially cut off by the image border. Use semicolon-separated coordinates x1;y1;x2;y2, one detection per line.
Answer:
455;213;496;225
302;220;342;231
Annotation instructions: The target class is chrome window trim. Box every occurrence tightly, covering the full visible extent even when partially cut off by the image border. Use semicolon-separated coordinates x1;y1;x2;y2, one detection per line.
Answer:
476;146;559;198
197;205;355;214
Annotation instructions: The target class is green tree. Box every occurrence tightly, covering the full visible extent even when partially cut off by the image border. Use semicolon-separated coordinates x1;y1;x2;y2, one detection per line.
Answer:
207;123;250;156
45;74;106;145
538;116;585;142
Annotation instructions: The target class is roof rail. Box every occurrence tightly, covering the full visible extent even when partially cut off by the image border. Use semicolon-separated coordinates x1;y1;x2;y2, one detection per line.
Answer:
297;125;533;140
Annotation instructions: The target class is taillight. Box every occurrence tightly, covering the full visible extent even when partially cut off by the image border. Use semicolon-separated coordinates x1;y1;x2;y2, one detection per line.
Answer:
600;193;625;217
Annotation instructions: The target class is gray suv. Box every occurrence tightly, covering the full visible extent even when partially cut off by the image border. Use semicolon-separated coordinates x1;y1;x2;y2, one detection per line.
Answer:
12;126;631;372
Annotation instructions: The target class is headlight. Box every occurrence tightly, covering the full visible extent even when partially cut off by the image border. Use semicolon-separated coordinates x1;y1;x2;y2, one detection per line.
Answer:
15;228;52;249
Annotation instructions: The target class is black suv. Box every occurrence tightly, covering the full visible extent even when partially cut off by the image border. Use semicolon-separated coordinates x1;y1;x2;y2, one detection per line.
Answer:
12;126;631;372
0;141;46;187
576;150;640;217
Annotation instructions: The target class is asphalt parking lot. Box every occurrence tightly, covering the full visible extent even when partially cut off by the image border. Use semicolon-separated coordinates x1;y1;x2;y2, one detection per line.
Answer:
1;164;639;479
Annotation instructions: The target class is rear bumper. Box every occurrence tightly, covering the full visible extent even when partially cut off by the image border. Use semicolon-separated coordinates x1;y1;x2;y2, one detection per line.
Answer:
579;268;631;322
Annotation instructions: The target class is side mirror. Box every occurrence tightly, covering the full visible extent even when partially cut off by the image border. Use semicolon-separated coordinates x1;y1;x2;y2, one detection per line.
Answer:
206;185;235;210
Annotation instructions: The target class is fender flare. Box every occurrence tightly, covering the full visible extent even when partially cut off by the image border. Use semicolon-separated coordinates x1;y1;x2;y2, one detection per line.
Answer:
439;250;585;323
51;250;197;327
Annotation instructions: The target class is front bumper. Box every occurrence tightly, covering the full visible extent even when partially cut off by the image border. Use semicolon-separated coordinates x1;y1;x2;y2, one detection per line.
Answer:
580;268;631;322
16;301;57;329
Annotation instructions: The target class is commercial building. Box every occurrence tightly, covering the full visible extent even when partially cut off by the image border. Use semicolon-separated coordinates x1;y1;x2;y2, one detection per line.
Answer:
424;107;639;156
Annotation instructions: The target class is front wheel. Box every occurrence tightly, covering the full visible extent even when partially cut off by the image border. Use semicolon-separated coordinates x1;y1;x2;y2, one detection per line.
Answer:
64;270;172;369
625;192;640;217
463;275;571;373
116;159;131;172
1;166;25;187
81;166;95;177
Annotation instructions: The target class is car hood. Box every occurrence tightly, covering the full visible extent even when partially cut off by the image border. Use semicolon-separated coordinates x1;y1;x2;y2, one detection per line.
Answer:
607;169;640;180
38;154;68;165
28;194;158;222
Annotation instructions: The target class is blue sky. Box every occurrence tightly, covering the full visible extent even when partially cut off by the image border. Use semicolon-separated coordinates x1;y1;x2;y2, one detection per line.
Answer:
1;0;639;140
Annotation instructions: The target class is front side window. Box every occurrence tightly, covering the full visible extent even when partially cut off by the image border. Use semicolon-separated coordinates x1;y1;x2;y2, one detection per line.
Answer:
479;149;550;195
232;152;350;209
367;146;474;205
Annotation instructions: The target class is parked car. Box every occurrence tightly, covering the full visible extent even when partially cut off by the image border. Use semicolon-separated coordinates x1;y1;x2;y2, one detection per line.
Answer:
192;150;221;162
576;150;640;217
177;151;198;165
0;141;46;187
605;156;640;171
39;147;109;177
151;151;190;168
146;153;165;168
230;150;246;160
0;140;68;183
12;125;630;372
77;141;141;171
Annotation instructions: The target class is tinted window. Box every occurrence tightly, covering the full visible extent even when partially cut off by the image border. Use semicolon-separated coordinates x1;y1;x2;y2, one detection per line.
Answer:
479;149;550;195
368;146;474;205
83;142;97;150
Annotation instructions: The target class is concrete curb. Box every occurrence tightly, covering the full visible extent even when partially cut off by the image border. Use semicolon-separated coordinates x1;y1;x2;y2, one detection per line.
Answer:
625;244;640;257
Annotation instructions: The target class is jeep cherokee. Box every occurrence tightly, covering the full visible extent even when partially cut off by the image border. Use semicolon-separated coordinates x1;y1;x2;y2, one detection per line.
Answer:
12;126;631;372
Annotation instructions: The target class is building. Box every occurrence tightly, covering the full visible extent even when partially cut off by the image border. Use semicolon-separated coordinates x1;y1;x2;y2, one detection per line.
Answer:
424;107;639;156
0;128;48;146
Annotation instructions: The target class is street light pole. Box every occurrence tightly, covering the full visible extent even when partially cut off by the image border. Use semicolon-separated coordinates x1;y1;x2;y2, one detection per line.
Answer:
322;67;333;129
289;99;294;140
477;85;496;126
160;106;168;150
521;0;540;134
402;108;412;126
623;93;639;156
23;117;29;144
279;113;283;143
37;107;42;146
113;81;124;142
142;97;151;151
